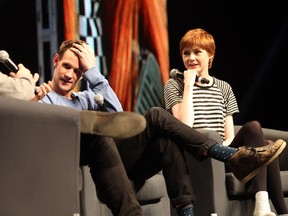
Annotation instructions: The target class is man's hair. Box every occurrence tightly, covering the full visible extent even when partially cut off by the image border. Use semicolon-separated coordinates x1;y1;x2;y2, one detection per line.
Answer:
58;39;86;59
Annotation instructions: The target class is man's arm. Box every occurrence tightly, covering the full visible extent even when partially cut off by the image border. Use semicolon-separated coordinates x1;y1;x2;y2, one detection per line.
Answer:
83;67;123;112
0;64;39;100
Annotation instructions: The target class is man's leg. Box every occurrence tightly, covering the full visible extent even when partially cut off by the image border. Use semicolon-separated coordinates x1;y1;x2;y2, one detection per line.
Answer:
159;138;195;215
143;107;286;184
143;107;217;158
118;135;196;216
80;134;142;216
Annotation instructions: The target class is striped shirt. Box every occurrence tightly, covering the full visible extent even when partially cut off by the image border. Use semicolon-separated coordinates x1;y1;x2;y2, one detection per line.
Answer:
164;77;239;140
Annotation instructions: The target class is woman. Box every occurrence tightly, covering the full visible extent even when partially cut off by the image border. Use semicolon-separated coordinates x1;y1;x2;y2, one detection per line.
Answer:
164;28;288;216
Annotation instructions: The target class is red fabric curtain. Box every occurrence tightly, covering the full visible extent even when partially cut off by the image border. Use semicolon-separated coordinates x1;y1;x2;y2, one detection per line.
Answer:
101;0;169;111
63;1;78;40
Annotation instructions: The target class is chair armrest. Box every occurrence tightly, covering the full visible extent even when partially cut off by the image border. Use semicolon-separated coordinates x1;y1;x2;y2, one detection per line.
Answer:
185;154;230;215
0;96;81;216
261;127;288;171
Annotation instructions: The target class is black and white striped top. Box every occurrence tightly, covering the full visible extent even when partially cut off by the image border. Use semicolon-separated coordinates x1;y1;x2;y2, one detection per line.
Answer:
164;77;239;140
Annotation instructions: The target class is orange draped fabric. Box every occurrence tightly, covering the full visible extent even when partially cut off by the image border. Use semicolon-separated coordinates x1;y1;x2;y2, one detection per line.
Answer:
63;1;78;40
140;0;169;84
101;0;169;111
63;1;79;91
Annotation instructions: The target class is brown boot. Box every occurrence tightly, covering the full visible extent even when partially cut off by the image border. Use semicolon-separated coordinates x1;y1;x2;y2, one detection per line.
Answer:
226;139;286;184
80;110;147;139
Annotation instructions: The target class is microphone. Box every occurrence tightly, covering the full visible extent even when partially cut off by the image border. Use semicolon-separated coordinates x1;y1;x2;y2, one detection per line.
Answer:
94;93;108;112
170;68;210;84
0;50;18;72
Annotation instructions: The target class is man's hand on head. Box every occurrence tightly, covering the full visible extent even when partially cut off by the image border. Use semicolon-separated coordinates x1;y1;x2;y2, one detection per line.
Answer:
71;42;97;72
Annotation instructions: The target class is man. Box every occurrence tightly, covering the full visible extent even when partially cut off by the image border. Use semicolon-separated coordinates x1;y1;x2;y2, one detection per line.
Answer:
1;48;146;216
37;39;285;216
36;39;144;216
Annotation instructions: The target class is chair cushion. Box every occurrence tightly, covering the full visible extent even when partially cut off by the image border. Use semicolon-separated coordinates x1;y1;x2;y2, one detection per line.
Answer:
226;170;288;199
225;173;255;200
134;173;167;202
282;171;288;195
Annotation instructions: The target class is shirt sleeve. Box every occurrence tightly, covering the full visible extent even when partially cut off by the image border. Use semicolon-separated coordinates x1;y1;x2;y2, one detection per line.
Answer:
82;67;123;112
163;78;184;111
214;78;239;115
0;72;35;100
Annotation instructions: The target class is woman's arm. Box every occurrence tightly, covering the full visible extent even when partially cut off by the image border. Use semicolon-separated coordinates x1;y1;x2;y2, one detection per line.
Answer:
223;115;235;146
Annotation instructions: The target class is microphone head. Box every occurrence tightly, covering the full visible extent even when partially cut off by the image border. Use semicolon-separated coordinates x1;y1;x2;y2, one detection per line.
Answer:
169;68;178;79
94;93;104;105
0;50;9;63
170;68;184;80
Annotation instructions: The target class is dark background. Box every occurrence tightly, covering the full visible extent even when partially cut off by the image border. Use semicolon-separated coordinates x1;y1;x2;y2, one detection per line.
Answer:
1;1;287;130
167;1;288;130
0;1;38;74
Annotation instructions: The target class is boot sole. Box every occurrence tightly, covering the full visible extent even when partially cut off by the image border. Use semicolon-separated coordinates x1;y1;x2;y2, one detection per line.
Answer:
80;110;146;139
239;139;286;184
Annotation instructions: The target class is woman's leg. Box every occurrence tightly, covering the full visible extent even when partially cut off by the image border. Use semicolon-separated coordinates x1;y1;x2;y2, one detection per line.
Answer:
267;156;288;214
229;121;266;148
229;121;267;190
229;121;281;216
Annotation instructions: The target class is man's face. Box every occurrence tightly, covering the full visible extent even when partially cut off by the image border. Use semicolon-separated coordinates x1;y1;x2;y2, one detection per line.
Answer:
52;49;83;96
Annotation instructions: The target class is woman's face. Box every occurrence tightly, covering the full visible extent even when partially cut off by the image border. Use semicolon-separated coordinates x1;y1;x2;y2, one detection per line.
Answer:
182;45;211;73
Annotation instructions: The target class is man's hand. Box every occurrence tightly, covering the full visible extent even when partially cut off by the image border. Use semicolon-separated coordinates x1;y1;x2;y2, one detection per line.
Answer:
32;81;52;101
10;63;39;85
70;42;97;72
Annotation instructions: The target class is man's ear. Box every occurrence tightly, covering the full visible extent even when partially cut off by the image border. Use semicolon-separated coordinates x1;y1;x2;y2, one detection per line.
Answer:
53;54;59;67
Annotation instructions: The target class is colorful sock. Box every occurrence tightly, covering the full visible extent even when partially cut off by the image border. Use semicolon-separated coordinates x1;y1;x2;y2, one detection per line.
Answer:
177;204;194;216
208;144;238;162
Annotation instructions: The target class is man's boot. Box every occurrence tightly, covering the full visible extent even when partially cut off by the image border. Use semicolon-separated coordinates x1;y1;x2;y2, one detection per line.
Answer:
226;139;286;184
80;110;146;139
